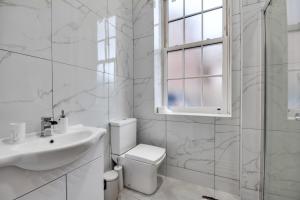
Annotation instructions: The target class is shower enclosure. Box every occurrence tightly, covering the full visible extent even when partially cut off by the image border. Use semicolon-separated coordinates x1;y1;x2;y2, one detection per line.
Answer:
263;0;300;199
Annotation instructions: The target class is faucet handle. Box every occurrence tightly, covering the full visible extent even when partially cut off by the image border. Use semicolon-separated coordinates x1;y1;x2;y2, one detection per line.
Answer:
41;116;52;122
50;120;58;125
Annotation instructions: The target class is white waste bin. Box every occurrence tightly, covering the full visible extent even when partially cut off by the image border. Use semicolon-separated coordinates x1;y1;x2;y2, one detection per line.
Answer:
104;170;119;200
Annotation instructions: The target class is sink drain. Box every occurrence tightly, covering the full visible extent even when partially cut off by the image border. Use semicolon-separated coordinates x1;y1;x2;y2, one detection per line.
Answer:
49;139;54;144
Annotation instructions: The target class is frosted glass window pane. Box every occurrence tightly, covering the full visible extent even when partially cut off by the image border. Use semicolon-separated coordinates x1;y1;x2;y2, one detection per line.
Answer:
203;44;222;75
185;14;202;44
185;47;202;77
168;0;183;21
203;77;223;107
288;71;300;109
203;8;223;40
169;20;184;47
203;0;222;10
168;50;183;79
168;80;184;107
185;78;202;106
185;0;202;15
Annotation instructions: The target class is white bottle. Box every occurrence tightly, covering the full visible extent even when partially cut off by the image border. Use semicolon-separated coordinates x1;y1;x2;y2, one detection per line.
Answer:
59;110;68;133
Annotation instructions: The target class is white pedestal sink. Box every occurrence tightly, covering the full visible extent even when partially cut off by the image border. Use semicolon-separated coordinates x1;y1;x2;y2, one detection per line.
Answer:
0;125;106;171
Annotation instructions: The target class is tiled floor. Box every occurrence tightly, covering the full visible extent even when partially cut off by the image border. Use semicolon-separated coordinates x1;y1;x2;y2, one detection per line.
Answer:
118;176;240;200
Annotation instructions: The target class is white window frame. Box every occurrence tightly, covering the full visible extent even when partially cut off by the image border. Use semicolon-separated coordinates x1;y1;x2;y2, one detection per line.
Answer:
156;0;232;117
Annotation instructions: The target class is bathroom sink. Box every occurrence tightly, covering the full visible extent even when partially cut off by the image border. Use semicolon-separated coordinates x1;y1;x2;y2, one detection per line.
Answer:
0;125;106;171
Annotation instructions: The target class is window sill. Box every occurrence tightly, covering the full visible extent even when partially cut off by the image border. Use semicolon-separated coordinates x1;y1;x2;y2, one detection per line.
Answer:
155;107;232;118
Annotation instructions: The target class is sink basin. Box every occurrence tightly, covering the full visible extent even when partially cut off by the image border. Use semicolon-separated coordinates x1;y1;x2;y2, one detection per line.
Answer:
0;125;106;171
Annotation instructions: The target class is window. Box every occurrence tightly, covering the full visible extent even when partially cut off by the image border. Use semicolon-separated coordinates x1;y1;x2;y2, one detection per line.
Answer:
154;0;231;116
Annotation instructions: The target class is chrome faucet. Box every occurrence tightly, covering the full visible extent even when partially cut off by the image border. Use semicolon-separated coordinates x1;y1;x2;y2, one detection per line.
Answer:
41;117;57;137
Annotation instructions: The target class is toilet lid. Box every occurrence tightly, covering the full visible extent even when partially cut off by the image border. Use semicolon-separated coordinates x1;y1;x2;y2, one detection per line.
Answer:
125;144;166;165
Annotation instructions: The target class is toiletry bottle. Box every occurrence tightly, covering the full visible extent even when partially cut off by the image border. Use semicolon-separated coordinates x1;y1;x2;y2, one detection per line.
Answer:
59;110;68;133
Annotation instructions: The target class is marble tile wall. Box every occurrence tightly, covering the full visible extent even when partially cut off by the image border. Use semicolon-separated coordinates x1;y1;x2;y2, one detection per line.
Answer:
0;0;133;199
132;0;244;197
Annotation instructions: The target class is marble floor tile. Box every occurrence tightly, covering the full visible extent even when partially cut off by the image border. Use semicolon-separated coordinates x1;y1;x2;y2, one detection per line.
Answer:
118;176;239;200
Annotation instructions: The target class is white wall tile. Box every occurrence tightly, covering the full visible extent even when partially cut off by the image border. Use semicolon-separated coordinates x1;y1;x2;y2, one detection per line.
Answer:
107;0;133;38
232;0;241;15
133;78;165;120
133;0;154;39
0;0;51;59
265;131;300;199
241;129;262;191
52;0;104;71
77;0;107;17
215;125;240;180
167;121;214;174
242;66;264;129
215;176;240;197
0;51;52;138
137;118;166;148
242;3;264;68
109;75;133;120
53;62;109;128
109;23;134;78
232;14;242;71
133;36;154;79
242;0;265;7
240;188;260;200
166;165;214;189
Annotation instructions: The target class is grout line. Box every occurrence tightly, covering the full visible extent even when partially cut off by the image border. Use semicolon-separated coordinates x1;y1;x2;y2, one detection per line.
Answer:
51;0;54;118
240;0;244;197
136;117;217;125
213;117;216;195
0;48;52;62
0;48;134;80
165;116;168;175
132;0;135;120
167;163;240;182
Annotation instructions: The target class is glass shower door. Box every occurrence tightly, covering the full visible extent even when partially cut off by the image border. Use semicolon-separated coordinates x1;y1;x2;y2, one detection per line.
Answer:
264;0;300;199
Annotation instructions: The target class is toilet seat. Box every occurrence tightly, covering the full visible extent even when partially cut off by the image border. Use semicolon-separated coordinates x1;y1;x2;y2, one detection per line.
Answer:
125;144;166;165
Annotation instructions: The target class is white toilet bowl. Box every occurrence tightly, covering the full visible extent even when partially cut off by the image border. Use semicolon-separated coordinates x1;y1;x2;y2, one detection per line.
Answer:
112;144;166;194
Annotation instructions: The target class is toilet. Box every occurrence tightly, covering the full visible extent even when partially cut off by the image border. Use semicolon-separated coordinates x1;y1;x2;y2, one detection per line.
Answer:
110;118;166;195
